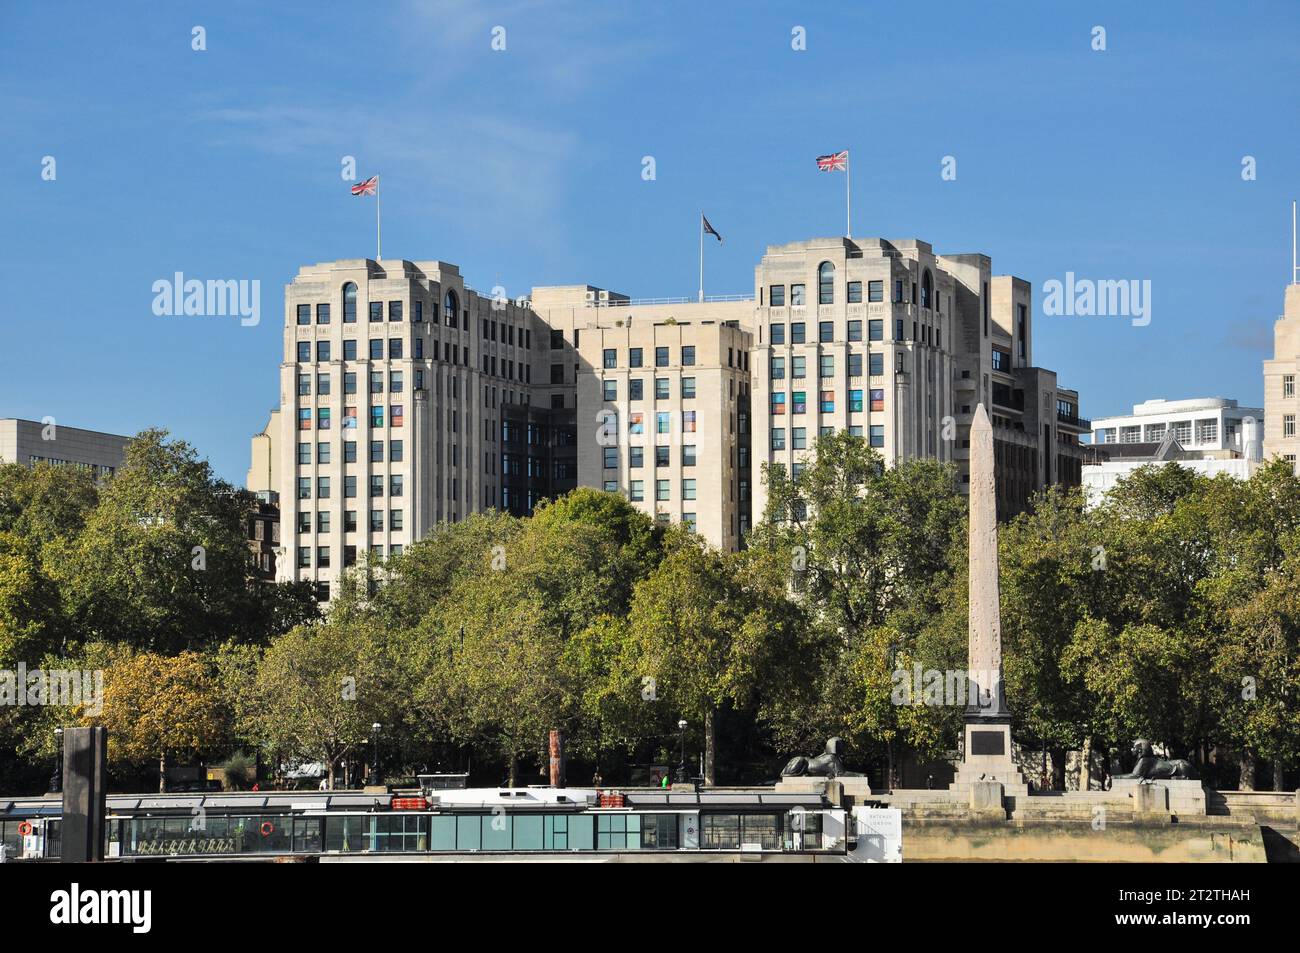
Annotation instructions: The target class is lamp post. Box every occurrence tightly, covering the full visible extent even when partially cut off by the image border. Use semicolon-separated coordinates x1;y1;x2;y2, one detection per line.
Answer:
367;722;382;788
676;719;688;783
50;728;63;793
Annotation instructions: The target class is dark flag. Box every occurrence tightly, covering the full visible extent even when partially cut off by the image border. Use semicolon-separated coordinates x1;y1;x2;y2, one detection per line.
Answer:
702;214;723;243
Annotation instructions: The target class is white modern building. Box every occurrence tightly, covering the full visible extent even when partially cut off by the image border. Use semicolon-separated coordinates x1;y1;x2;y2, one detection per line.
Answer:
1082;398;1264;504
1089;398;1263;455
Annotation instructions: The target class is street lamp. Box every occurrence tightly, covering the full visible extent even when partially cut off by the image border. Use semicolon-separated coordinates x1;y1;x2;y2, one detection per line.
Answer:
50;728;63;794
676;719;688;784
366;722;382;788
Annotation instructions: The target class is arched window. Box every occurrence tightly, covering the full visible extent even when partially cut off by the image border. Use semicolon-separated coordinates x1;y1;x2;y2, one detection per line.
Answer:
342;282;357;323
444;289;459;327
921;269;933;310
818;261;835;305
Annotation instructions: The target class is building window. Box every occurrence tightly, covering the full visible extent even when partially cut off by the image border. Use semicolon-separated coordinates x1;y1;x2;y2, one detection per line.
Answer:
819;355;834;379
603;380;617;401
771;428;786;450
297;442;311;465
656;412;670;434
317;303;331;325
770;285;785;307
682;478;696;500
655;346;669;367
317;442;331;464
604;447;618;469
819;321;833;343
792;356;806;379
771;393;786;415
390;440;403;462
870;388;884;411
369;301;383;323
847;320;862;342
869;353;883;376
921;269;933;309
771;356;785;380
867;280;883;303
630;480;644;501
629;412;644;435
792;391;806;415
343;283;357;323
683;445;696;466
630;446;644;468
391;510;403;531
655;446;669;468
656;479;670;501
847;281;862;304
1196;419;1218;443
849;353;862;378
820;391;835;413
1286;375;1296;398
791;322;806;344
868;319;883;342
444;290;459;327
317;476;330;499
790;284;806;306
389;338;403;359
818;262;835;304
1285;415;1296;438
603;348;617;369
770;323;785;344
1120;426;1141;444
317;341;330;362
682;410;696;432
849;389;864;412
682;377;696;399
297;304;310;326
792;427;807;450
682;346;695;366
870;425;884;448
629;379;644;401
656;378;669;400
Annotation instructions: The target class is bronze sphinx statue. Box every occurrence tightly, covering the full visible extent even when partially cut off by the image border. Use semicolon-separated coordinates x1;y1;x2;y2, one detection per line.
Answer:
1111;739;1198;782
781;737;860;778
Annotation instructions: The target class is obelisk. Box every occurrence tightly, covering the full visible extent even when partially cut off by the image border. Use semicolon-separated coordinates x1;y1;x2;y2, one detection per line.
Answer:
952;403;1026;797
966;402;1007;720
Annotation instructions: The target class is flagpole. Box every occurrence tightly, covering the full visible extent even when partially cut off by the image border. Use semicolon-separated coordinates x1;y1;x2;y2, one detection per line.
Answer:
698;212;704;303
376;177;382;261
846;151;851;238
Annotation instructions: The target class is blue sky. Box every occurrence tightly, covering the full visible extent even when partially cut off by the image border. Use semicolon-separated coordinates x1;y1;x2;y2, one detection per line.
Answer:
2;1;1298;483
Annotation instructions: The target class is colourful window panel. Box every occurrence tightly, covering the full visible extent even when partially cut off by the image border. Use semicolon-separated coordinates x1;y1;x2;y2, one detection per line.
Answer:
849;389;864;412
820;391;835;413
870;389;885;411
770;393;786;415
317;408;331;429
792;391;806;414
629;412;644;434
391;405;404;428
343;406;358;428
657;412;670;434
371;406;385;428
683;411;696;432
298;408;312;430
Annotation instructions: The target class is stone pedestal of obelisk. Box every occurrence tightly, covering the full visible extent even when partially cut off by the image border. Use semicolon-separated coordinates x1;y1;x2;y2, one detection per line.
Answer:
951;404;1029;803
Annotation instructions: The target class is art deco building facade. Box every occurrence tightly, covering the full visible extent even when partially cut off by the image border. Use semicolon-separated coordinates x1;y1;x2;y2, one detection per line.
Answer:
1263;284;1300;468
259;239;1085;596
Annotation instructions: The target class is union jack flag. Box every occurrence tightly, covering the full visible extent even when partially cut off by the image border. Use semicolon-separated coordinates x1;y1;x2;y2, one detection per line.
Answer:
816;151;848;172
350;175;378;196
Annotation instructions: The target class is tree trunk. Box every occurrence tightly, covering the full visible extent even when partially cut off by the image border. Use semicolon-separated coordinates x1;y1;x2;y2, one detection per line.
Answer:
887;741;897;790
507;753;518;788
327;758;335;791
1079;736;1093;792
1049;746;1066;791
159;750;168;794
1273;760;1284;792
1238;749;1256;791
703;709;717;786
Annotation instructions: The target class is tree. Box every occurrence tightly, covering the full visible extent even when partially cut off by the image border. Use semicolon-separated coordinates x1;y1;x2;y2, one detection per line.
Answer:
0;531;62;664
89;650;226;791
241;621;392;789
47;429;313;652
